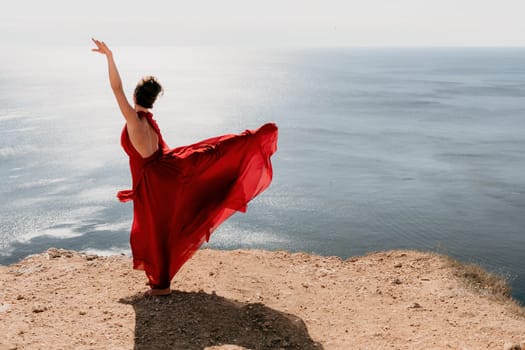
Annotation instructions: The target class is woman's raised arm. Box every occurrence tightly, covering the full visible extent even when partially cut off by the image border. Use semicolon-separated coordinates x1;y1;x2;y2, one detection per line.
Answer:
91;38;138;124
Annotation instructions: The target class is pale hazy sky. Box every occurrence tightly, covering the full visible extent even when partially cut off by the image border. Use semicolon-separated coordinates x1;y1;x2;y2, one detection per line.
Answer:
2;0;525;46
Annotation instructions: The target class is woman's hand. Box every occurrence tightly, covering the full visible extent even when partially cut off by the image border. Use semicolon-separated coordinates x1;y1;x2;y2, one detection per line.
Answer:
91;38;112;57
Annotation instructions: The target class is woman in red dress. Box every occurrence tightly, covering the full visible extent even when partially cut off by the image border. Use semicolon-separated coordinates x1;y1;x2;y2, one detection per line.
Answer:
92;39;278;296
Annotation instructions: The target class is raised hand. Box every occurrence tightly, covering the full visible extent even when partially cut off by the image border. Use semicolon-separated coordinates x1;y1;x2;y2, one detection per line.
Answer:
91;37;138;124
91;38;112;56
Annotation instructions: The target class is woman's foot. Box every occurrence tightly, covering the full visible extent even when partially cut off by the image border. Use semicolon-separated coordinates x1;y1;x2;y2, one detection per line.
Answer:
144;287;171;296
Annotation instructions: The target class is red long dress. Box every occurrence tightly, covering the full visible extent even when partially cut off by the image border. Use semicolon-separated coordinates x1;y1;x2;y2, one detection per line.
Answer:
117;111;278;289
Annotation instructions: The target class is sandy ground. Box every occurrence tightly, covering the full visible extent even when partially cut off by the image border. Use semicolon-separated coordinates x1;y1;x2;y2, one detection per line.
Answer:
0;248;524;350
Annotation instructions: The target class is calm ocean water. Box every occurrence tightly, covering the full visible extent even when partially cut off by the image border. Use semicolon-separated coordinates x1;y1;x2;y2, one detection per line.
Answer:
1;46;524;303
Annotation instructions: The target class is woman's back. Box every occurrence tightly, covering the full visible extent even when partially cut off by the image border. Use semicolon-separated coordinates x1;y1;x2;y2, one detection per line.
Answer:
125;112;160;159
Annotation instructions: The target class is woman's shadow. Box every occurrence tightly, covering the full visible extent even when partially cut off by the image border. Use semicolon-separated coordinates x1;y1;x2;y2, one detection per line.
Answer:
119;290;323;350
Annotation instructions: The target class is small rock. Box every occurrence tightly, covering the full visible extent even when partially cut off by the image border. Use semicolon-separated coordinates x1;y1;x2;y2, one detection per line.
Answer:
392;278;402;285
16;295;24;300
408;302;422;309
269;337;281;346
47;248;74;259
394;263;402;268
503;342;521;350
0;303;11;313
14;264;44;276
32;304;48;313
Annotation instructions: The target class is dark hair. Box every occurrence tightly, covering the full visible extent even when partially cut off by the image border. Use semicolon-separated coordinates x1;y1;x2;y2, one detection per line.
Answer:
134;76;163;108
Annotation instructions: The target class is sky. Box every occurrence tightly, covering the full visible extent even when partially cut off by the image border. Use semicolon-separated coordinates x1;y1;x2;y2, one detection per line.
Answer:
1;0;525;47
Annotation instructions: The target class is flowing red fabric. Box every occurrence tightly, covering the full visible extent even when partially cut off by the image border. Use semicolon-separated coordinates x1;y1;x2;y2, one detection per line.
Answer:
117;111;278;288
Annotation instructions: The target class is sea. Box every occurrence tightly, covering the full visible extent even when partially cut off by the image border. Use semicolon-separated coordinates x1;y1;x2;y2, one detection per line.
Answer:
1;46;524;303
